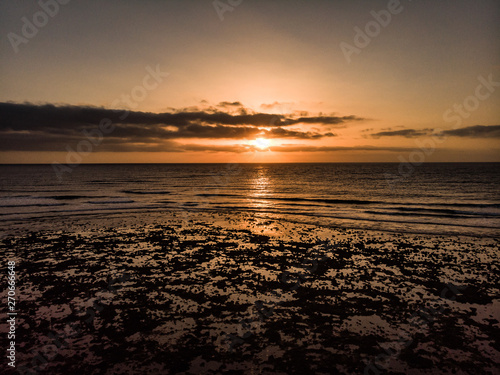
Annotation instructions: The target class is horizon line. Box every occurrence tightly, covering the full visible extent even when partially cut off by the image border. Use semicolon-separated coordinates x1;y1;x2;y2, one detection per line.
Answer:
2;161;500;166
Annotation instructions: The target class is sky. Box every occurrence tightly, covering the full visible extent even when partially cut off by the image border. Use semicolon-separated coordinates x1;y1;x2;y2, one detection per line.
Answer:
0;0;499;163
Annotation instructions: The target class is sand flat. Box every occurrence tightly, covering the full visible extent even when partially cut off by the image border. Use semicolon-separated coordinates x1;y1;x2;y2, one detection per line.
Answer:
2;210;499;374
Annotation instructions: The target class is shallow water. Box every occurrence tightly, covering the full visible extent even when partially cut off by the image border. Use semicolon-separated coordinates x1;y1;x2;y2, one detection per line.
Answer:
1;163;499;237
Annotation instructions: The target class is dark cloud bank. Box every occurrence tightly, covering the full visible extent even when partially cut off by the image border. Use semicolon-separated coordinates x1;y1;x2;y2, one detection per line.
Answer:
1;102;495;153
0;102;362;152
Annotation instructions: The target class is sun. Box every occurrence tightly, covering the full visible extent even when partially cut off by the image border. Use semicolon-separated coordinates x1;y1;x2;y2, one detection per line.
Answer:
252;137;272;150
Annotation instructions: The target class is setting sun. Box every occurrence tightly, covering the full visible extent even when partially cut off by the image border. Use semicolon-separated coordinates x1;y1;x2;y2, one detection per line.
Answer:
252;137;272;150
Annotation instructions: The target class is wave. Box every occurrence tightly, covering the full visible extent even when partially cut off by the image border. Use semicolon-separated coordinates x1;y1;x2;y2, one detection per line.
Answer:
0;203;66;208
425;202;500;209
364;210;497;220
122;190;170;195
255;197;385;205
249;196;500;209
195;193;242;197
51;195;86;200
182;202;199;207
87;200;135;204
88;180;117;183
389;207;500;217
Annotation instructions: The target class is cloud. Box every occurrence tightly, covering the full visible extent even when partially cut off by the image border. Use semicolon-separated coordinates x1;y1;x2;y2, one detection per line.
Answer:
0;102;354;152
217;101;244;108
289;115;362;125
369;125;500;139
179;145;416;154
268;145;416;153
260;101;292;111
0;102;362;129
441;125;500;138
370;129;430;138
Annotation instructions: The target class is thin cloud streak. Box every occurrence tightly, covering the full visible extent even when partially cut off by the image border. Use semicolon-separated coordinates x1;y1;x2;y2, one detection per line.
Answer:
441;125;500;138
370;125;500;139
370;129;430;138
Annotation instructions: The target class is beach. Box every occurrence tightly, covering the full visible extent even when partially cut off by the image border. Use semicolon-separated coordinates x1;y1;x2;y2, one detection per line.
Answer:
2;209;499;374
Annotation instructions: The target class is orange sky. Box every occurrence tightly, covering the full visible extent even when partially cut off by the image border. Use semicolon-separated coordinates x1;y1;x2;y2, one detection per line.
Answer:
0;0;499;163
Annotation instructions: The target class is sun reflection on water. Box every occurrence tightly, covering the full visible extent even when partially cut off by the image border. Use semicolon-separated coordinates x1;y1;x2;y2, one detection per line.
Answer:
248;166;274;210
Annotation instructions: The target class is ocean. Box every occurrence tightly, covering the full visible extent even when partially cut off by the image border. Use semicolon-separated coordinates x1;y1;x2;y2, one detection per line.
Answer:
1;163;499;237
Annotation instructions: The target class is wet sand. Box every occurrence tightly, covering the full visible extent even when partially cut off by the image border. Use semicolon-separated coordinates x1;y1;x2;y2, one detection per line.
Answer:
1;210;499;374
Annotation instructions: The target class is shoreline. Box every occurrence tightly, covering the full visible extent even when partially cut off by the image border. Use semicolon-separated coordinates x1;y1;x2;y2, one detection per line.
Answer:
1;207;499;241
